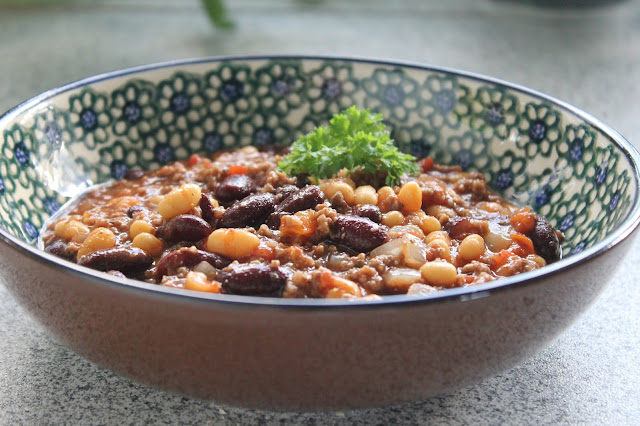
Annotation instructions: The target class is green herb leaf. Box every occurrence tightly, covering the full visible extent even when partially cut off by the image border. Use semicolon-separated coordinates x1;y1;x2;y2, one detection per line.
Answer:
278;106;419;185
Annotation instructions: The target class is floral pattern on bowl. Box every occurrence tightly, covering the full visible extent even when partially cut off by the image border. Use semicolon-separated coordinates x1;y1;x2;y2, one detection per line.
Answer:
0;57;636;256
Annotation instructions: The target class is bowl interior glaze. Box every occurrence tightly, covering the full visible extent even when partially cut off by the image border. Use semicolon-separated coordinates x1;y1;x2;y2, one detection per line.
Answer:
0;56;637;267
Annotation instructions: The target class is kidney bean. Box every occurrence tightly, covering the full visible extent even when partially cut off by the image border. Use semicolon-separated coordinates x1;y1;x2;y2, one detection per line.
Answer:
218;263;288;296
157;214;213;243
199;194;217;226
444;216;489;240
266;211;287;230
214;174;256;202
124;169;145;180
330;215;389;253
275;185;325;214
154;247;231;280
78;247;153;276
126;204;146;218
258;143;280;153
275;185;299;202
351;204;382;223
45;240;75;260
530;215;561;263
295;174;311;188
218;193;276;229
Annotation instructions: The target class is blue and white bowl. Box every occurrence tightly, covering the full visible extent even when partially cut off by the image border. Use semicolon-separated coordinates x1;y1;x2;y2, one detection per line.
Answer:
0;56;638;410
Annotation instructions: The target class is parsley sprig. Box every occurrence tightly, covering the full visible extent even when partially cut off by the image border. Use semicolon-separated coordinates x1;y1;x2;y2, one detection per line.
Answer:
278;106;418;186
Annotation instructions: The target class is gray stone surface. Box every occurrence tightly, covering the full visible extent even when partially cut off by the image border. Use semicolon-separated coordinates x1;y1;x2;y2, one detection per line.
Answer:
0;1;639;424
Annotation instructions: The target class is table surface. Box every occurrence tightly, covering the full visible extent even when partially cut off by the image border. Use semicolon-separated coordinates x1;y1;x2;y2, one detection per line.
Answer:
1;1;639;424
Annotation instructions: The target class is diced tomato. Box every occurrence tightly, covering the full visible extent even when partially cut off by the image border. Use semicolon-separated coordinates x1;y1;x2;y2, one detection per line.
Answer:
421;157;434;172
510;233;535;257
251;243;275;261
510;208;536;234
491;249;514;270
228;164;247;175
279;211;316;237
188;154;202;166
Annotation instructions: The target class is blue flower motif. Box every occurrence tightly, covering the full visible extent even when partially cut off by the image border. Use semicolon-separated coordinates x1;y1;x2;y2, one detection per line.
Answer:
529;119;547;142
253;127;274;146
409;140;432;158
559;214;574;232
453;149;473;170
533;185;552;207
221;78;245;102
44;121;62;145
0;174;5;194
80;109;98;130
22;220;38;240
601;170;631;235
609;192;620;211
573;242;586;254
547;188;594;250
440;131;491;171
170;93;191;114
237;111;291;148
304;63;358;118
14;142;30;166
158;72;206;131
553;125;596;180
204;132;223;152
434;89;456;114
154;143;175;164
485;103;503;125
517;103;561;159
186;116;237;155
488;150;528;195
390;123;439;160
321;78;342;101
33;108;71;149
204;65;253;119
383;84;405;106
69;89;112;147
362;69;419;123
98;140;142;181
595;164;607;185
111;81;158;142
470;88;520;140
418;74;471;130
568;138;583;163
110;160;129;180
44;198;60;215
272;79;292;97
123;101;142;124
495;169;514;190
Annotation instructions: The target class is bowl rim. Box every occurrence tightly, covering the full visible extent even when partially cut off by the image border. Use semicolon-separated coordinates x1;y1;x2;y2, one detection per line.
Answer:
1;54;639;310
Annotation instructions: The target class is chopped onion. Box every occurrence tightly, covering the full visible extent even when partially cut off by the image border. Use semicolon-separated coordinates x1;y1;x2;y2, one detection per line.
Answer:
402;234;427;267
370;237;405;258
384;268;423;292
485;222;512;252
407;283;438;295
193;261;217;279
370;234;427;268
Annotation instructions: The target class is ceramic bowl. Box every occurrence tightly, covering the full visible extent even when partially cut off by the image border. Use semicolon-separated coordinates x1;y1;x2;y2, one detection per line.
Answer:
0;56;638;411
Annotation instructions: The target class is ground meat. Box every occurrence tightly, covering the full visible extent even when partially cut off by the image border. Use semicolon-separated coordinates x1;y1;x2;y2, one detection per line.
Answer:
40;147;562;299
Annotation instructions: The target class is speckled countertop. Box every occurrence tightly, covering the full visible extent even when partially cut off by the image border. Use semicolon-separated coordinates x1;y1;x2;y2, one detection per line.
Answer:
1;1;639;424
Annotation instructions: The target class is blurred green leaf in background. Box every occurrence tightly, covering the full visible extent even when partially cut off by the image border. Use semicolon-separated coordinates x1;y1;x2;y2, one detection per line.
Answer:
201;0;234;29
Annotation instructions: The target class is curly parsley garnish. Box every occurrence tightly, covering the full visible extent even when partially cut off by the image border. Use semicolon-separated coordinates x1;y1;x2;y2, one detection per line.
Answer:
278;106;419;186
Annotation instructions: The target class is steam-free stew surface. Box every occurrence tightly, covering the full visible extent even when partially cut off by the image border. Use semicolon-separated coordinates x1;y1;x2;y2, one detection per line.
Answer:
41;146;561;298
